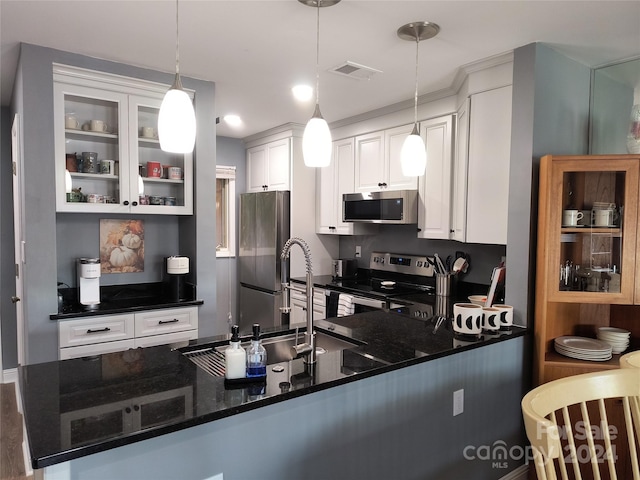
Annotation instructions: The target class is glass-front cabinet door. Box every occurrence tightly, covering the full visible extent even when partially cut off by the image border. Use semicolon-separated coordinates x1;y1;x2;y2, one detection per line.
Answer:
53;67;193;215
544;155;639;303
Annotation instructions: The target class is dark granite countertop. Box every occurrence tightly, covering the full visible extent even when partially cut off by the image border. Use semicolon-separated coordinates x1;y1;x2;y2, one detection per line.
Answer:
20;309;526;469
51;282;204;320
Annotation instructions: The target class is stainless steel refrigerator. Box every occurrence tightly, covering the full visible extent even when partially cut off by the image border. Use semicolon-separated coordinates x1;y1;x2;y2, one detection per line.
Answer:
239;190;290;332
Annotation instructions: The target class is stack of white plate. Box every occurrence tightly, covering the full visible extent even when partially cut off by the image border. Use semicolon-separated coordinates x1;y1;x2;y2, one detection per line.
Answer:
597;327;631;354
554;336;612;361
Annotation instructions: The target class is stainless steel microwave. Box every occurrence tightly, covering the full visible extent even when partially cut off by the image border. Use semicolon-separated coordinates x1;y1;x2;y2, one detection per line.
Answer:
342;190;418;224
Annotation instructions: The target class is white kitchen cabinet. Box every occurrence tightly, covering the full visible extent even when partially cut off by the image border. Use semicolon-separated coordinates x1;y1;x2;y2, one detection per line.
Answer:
53;65;193;215
58;306;198;359
417;115;454;240
354;126;418;193
317;138;370;235
452;85;512;244
246;138;291;192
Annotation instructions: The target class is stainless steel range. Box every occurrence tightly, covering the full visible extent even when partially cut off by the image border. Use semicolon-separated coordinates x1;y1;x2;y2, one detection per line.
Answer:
325;252;437;319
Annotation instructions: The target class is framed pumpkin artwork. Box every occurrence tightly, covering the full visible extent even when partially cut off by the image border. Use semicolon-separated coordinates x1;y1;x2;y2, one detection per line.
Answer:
99;219;145;273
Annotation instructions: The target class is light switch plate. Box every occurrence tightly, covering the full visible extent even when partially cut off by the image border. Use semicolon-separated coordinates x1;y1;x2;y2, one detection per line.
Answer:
355;245;362;258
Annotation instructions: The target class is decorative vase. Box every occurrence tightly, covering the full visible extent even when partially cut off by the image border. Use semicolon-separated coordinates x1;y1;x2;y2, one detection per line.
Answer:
627;104;640;154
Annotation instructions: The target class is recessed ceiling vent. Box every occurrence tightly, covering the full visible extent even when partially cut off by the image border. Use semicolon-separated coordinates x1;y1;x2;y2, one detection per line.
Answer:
329;61;382;80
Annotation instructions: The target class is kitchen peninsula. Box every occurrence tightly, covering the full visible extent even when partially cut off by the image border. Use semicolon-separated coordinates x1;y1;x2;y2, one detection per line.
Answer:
20;310;529;480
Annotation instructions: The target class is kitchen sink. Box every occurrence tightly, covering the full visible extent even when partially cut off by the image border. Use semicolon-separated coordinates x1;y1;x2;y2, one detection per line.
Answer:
181;330;361;378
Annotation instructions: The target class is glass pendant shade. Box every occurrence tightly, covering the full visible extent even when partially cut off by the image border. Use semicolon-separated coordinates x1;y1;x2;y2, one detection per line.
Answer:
65;169;72;193
158;78;196;154
401;126;426;176
303;105;332;167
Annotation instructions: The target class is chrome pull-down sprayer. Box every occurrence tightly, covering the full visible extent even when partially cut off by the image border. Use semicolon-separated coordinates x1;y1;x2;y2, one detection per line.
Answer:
280;237;316;364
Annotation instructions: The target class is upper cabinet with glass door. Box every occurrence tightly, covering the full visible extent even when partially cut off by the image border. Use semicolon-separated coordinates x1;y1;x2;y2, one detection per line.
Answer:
53;65;193;215
538;154;639;304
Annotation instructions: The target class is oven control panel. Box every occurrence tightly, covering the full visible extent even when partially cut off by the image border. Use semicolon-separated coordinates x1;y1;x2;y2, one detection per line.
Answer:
369;252;434;277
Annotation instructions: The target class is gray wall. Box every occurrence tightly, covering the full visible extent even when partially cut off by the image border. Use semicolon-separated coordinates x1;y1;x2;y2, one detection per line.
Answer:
1;107;18;368
47;336;530;480
506;43;591;328
6;43;216;366
215;137;246;336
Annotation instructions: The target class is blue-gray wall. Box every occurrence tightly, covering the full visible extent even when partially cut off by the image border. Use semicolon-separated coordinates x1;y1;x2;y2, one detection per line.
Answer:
7;43;216;366
215;137;246;336
506;43;591;328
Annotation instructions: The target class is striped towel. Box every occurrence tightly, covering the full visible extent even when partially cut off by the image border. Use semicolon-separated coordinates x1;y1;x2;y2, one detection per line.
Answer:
337;293;354;317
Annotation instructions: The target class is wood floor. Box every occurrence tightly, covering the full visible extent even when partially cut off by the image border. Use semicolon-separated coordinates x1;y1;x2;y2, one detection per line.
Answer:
1;383;31;480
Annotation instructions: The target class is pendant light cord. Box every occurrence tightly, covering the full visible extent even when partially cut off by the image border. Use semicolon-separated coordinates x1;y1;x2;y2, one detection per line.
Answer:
315;1;321;107
413;33;419;126
175;0;180;76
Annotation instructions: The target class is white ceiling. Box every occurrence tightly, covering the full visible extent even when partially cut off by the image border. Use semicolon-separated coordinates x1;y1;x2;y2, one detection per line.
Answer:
1;1;639;139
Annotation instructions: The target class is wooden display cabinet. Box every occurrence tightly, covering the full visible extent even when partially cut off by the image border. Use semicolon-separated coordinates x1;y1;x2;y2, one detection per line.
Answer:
534;154;640;385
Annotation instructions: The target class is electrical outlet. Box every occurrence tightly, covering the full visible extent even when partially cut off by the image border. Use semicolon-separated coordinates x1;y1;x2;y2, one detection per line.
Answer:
355;245;362;258
453;389;464;416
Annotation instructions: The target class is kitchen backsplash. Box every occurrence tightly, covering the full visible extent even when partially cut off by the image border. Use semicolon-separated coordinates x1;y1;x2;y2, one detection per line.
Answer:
338;224;506;285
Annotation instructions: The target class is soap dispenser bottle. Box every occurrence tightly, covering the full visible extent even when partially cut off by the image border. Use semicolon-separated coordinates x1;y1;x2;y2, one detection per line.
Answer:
224;325;246;380
246;323;267;378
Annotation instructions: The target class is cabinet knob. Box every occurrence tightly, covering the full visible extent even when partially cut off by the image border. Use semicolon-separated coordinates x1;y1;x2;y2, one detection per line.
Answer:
131;201;138;206
123;200;130;206
378;182;384;187
11;296;20;303
125;407;132;414
133;405;140;412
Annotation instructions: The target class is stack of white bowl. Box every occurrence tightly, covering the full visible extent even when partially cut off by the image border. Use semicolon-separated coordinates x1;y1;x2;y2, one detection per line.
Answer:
597;327;630;354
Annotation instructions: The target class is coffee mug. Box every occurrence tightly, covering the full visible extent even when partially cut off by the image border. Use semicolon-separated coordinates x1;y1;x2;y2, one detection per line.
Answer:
147;161;163;178
562;209;583;226
90;120;108;133
65;153;78;172
168;166;182;180
592;208;618;227
492;304;514;328
65;115;79;129
482;306;501;331
81;152;98;174
100;159;115;175
453;303;483;336
141;126;156;138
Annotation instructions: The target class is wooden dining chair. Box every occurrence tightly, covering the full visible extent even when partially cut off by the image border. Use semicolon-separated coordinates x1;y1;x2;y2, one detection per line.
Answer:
522;368;640;480
620;350;640;370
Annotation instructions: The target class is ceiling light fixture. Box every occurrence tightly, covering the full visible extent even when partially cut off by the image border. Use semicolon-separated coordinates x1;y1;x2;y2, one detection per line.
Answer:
224;115;242;127
397;21;439;177
292;84;314;102
158;0;196;154
299;0;340;168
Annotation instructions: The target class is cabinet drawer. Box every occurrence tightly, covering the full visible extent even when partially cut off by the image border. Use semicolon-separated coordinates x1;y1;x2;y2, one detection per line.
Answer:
134;330;198;349
59;314;135;348
134;307;198;337
59;339;136;360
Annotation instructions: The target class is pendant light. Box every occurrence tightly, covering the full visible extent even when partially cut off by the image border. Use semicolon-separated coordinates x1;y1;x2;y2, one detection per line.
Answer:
158;0;196;154
299;0;340;168
397;22;439;176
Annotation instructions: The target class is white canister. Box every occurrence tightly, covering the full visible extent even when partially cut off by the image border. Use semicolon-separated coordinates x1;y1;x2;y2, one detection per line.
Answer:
453;303;483;336
166;256;189;274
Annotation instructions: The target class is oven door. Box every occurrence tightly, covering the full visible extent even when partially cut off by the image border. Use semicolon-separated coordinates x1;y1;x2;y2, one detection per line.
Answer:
351;295;387;313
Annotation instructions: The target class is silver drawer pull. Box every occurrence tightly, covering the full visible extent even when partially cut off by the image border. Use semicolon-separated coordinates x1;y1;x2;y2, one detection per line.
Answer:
158;318;180;325
86;327;111;334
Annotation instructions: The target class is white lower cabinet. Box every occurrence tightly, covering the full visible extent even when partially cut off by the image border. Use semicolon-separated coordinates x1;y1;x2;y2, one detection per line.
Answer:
58;306;198;359
290;285;325;327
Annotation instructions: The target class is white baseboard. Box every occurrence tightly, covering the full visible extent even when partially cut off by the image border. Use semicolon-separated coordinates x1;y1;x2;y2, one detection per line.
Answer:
499;464;528;480
3;368;18;384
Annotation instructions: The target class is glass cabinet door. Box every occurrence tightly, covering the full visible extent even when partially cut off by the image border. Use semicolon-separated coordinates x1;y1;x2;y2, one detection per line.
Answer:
54;83;129;213
548;157;639;303
129;95;193;215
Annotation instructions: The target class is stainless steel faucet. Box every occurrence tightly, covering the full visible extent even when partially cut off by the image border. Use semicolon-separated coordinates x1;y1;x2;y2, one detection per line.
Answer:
280;237;316;364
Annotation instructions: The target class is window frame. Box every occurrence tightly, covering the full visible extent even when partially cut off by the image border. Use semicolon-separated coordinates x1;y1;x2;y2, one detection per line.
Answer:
216;165;236;258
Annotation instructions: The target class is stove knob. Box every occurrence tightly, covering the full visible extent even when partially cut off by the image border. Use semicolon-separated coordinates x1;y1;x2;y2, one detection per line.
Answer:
416;261;423;267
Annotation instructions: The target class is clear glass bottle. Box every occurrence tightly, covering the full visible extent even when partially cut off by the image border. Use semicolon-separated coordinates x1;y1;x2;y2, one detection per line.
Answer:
246;323;267;378
224;325;246;380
